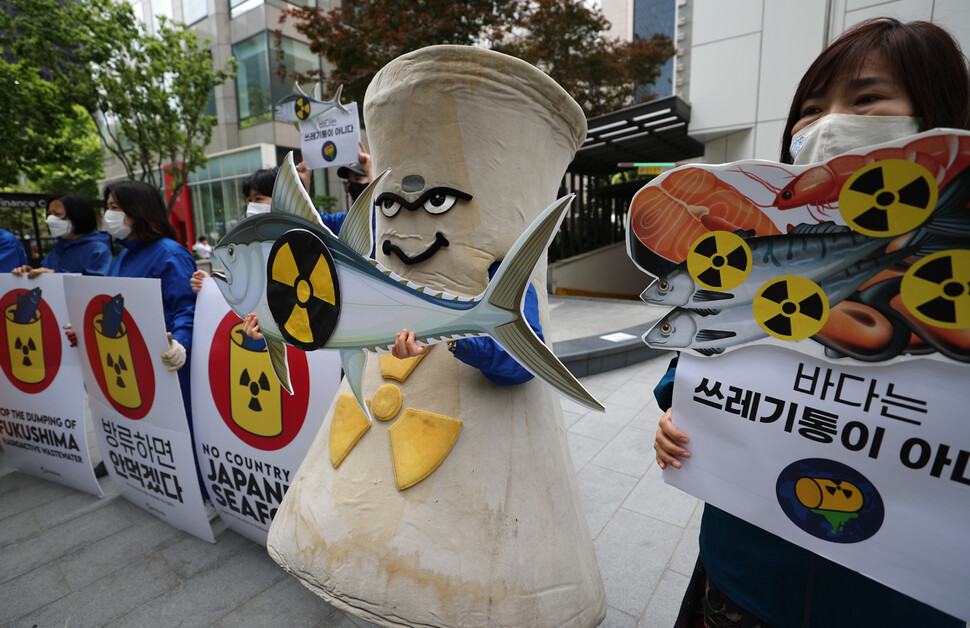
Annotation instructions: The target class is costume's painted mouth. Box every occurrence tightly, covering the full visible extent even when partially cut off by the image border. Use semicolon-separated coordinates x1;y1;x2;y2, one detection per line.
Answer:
382;232;449;265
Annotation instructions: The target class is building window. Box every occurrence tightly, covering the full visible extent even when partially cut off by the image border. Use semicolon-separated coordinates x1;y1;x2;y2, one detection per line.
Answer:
233;32;272;128
272;36;321;112
188;148;266;243
151;0;174;34
230;0;263;19
183;0;207;24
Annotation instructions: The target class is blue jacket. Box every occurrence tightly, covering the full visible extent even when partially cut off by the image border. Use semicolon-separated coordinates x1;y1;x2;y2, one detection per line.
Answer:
109;238;197;350
654;356;960;628
0;229;27;272
320;211;346;235
451;262;542;386
42;231;112;276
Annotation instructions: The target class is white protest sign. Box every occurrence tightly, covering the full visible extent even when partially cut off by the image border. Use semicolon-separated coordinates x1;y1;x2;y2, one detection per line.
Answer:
0;274;102;496
301;102;361;170
666;346;970;621
191;278;341;544
63;275;214;542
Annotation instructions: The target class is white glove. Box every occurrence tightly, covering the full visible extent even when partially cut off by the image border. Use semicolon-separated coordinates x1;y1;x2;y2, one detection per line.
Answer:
161;332;186;371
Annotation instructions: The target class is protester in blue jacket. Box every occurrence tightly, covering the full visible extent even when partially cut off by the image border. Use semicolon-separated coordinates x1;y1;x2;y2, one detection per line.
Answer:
12;194;112;278
0;228;27;272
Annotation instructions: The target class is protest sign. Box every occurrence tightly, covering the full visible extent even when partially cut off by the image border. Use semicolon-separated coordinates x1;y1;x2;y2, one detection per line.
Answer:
301;102;361;170
64;275;214;542
667;346;970;620
191;278;340;544
0;274;102;496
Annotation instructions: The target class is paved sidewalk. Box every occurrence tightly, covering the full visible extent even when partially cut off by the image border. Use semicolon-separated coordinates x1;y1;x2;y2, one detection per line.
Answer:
1;297;698;627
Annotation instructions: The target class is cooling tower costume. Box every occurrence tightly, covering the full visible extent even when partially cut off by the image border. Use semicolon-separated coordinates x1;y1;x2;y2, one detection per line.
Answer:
42;231;112;276
654;359;962;628
267;46;606;628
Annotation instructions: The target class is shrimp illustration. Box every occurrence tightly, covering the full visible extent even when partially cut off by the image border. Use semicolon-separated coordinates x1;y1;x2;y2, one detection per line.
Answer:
739;131;970;221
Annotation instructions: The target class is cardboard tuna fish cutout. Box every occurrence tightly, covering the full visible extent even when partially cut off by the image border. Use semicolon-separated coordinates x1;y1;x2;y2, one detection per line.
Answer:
627;129;970;364
266;45;607;627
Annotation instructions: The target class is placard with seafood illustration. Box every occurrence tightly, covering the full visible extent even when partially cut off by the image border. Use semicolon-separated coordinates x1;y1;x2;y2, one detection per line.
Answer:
0;274;102;497
670;347;969;621
628;129;970;364
627;130;970;621
190;278;341;544
63;275;214;542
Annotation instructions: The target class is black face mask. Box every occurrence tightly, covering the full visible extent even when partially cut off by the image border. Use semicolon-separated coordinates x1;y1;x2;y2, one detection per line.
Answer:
347;181;368;202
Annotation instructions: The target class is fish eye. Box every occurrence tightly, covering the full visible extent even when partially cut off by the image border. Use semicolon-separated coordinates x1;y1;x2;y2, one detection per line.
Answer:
380;198;401;217
658;280;670;293
660;323;672;335
423;193;457;215
227;244;235;261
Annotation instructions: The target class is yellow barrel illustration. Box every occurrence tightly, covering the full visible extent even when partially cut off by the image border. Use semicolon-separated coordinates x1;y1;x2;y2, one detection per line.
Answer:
795;477;864;512
228;322;283;437
4;303;45;384
93;312;142;410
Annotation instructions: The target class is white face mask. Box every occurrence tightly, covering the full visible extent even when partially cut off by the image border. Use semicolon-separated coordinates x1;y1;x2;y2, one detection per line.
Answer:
790;114;921;165
103;209;132;240
246;202;272;217
46;215;72;238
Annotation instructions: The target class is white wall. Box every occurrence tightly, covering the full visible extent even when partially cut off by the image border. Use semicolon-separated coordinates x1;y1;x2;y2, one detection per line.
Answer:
686;0;970;163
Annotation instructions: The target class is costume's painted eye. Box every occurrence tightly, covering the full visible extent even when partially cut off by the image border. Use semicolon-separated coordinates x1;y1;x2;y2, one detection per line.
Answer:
380;198;401;217
660;322;672;335
227;244;236;261
423;193;457;215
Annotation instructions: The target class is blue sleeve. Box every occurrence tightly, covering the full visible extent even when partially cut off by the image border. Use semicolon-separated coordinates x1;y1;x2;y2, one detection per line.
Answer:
653;355;679;411
320;212;347;234
451;281;543;386
83;236;113;276
159;249;197;349
0;232;27;271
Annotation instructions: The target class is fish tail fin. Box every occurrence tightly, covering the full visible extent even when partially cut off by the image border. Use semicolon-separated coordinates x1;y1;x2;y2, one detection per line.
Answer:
481;195;604;412
923;165;970;239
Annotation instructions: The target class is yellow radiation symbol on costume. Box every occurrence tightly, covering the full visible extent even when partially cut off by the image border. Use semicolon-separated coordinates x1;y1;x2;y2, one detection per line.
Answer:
4;303;45;384
795;477;864;513
266;229;340;351
687;231;752;291
328;352;463;491
228;323;283;437
93;312;141;409
753;275;829;341
294;96;311;120
839;159;938;237
900;249;970;329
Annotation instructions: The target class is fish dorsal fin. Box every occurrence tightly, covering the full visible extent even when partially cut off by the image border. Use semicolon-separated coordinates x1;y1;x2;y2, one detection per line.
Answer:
294;82;309;98
732;228;757;239
273;152;327;230
788;221;851;235
339;168;389;257
332;84;348;114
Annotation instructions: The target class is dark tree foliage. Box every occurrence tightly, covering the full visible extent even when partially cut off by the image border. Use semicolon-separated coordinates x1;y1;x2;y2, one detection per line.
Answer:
275;0;675;118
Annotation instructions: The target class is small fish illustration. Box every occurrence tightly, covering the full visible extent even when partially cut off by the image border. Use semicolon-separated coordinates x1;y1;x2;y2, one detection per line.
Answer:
274;84;348;125
210;154;603;416
13;287;41;324
101;294;125;338
641;165;970;310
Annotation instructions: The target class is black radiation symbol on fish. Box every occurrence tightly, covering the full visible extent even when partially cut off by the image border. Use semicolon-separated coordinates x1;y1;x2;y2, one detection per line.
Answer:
900;249;970;329
686;231;752;291
838;159;938;237
239;368;271;412
753;275;830;341
266;229;341;351
295;96;311;120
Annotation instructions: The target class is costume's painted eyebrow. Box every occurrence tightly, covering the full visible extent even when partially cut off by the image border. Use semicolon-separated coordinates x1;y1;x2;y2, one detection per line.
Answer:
375;187;472;211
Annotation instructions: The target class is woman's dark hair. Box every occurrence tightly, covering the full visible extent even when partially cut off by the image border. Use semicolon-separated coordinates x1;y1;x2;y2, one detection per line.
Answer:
103;180;176;242
781;18;970;162
242;167;278;198
49;193;97;235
